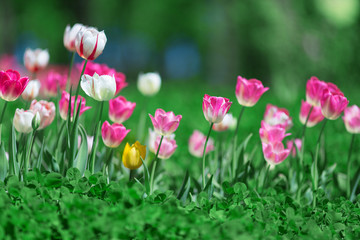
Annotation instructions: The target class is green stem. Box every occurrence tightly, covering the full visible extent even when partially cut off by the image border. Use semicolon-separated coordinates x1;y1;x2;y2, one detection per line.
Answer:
24;130;36;177
202;123;214;190
233;106;245;141
90;101;104;173
300;106;313;167
0;101;8;124
66;52;76;90
137;97;148;142
150;135;164;194
129;170;134;182
232;106;245;180
347;134;356;198
74;59;88;111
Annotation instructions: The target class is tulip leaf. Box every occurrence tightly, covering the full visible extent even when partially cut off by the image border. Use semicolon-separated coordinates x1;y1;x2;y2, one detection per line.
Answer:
33;138;45;170
0;143;8;181
140;157;150;195
73;125;88;176
177;170;191;204
8;123;19;177
203;174;214;199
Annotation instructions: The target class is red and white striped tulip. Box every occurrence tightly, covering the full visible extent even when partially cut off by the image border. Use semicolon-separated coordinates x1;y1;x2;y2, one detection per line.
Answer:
64;23;84;52
75;27;107;61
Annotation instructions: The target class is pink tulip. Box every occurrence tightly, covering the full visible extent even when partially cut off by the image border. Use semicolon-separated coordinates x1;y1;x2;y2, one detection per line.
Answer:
75;27;107;61
30;100;56;129
148;128;175;154
299;100;324;127
343;105;360;134
263;104;293;130
155;136;177;160
59;91;91;121
259;121;290;143
188;130;214;158
306;77;343;107
320;89;349;120
0;69;29;101
41;70;67;97
109;96;136;124
235;76;269;107
286;139;302;157
212;113;237;132
149;109;182;136
101;121;130;148
262;141;290;165
202;94;232;124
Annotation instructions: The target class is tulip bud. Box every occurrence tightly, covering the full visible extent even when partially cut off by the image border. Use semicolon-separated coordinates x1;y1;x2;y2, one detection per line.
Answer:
24;48;49;73
122;141;146;170
13;109;34;133
59;91;91;121
101;121;130;148
0;69;29;101
109;96;136;124
155;136;177;160
30;100;56;129
81;73;116;101
32;112;41;130
342;105;360;134
188;130;214;158
21;80;40;101
137;72;161;96
149;109;182;136
202;94;232;124
64;23;84;52
212;113;237;131
235;76;269;107
75;27;107;60
320;89;349;120
299;100;324;127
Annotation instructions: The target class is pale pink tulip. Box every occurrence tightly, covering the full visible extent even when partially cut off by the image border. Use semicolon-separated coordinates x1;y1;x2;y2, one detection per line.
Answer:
101;121;130;148
343;105;360;134
0;69;29;101
149;109;182;136
58;91;91;121
320;89;349;120
264;104;293;130
202;94;232;124
155;136;177;160
235;76;269;107
109;96;136;124
188;130;214;158
262;141;290;165
299;100;324;127
212;113;237;131
148;128;175;154
286;139;302;157
30;100;56;129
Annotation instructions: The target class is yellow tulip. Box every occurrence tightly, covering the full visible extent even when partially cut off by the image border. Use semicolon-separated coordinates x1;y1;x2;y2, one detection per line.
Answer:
122;141;146;170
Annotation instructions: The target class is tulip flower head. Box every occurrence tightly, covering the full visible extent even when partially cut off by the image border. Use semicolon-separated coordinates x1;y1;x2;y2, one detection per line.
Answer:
81;73;116;101
101;121;130;148
137;72;161;96
30;100;56;129
320;88;349;120
75;27;107;61
109;96;136;124
0;69;29;101
41;70;67;97
259;121;291;144
13;109;35;133
235;76;269;107
299;100;324;127
122;141;146;170
306;77;328;107
64;23;85;52
286;139;302;157
155;136;177;160
264;104;293;130
262;141;290;165
149;109;182;136
343;105;360;134
148;128;175;154
188;130;214;158
21;80;40;101
59;91;91;121
24;48;49;73
212;113;237;131
202;94;232;124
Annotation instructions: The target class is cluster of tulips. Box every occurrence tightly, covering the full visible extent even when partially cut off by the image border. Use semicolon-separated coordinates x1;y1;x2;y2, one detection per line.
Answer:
0;22;360;203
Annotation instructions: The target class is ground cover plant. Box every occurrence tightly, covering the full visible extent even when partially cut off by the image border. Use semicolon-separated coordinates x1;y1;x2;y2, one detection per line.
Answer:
0;21;360;240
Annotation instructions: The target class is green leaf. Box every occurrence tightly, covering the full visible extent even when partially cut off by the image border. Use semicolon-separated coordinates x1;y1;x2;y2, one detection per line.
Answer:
8;123;19;177
33;138;45;170
203;174;214;199
176;170;190;204
140;157;150;195
44;172;63;188
73;124;88;176
0;143;8;181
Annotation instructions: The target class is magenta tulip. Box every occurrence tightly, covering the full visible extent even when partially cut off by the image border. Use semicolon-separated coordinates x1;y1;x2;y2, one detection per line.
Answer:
235;76;269;107
343;105;360;134
306;76;328;107
188;130;215;158
259;121;290;144
101;121;130;148
299;100;324;127
149;109;182;136
262;141;290;165
42;70;67;97
109;96;136;124
202;94;232;123
154;136;177;160
0;69;29;101
286;139;302;157
263;104;293;130
59;91;91;121
320;89;349;120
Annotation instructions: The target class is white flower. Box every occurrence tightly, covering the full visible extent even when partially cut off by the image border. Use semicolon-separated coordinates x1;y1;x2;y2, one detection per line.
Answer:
21;80;41;101
13;109;35;133
75;27;107;60
64;23;85;52
81;73;116;101
23;48;49;73
137;72;161;96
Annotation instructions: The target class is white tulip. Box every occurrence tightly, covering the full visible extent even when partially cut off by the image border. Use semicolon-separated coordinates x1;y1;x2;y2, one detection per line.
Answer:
13;109;35;133
137;72;161;96
23;48;49;73
81;73;116;101
64;23;85;52
21;80;41;101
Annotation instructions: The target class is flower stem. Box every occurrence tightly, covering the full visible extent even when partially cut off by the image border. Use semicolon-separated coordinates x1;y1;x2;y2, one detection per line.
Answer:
150;135;164;194
234;106;245;141
74;59;88;111
0;101;8;124
232;106;245;181
24;130;36;177
347;134;356;199
202;123;214;190
300;106;313;167
89;101;104;173
66;51;76;90
312;119;327;208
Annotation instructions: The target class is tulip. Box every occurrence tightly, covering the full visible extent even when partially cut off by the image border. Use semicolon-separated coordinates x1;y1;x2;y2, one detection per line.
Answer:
75;27;107;61
24;48;49;73
202;94;232;124
320;89;349;120
41;71;67;97
0;69;29;101
259;121;290;144
21;80;40;101
64;23;85;52
212;113;237;131
188;130;214;158
30;100;56;129
137;72;161;96
109;96;136;124
149;109;182;136
306;76;328;107
59;91;91;121
154;136;177;160
13;109;35;133
81;73;116;101
262;141;290;165
235;76;269;107
263;104;293;130
122;141;146;170
101;121;130;148
286;139;302;157
343;105;360;134
148;128;175;154
299;100;324;127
